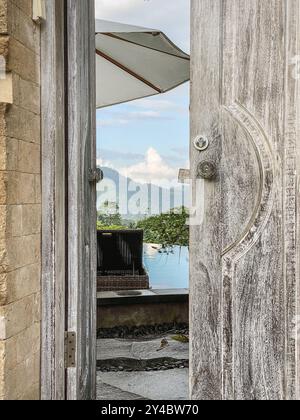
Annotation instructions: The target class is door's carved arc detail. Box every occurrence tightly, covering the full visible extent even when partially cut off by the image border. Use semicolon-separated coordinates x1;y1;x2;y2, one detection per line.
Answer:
222;102;276;262
221;102;277;400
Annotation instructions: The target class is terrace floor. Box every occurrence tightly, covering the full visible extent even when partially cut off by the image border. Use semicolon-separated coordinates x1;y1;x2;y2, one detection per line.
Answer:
96;335;189;400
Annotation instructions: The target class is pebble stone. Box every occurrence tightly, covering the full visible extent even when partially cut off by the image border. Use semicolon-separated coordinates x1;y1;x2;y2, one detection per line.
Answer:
98;323;189;340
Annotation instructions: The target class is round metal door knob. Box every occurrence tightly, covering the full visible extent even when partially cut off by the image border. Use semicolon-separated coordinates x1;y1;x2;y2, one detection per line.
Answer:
198;161;217;180
193;135;209;151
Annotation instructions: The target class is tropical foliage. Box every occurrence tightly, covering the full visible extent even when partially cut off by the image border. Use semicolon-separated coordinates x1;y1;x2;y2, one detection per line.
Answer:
136;207;189;248
97;201;189;248
97;201;126;230
96;222;127;231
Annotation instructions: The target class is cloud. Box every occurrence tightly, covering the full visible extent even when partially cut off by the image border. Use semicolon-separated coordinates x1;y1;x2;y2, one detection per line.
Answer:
98;148;144;162
133;98;187;114
171;146;189;156
129;110;168;120
119;147;178;185
95;0;141;16
97;156;114;169
98;118;129;127
97;108;173;127
97;147;188;170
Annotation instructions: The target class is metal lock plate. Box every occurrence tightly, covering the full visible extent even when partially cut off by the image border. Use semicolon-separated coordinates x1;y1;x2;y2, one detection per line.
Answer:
198;161;217;180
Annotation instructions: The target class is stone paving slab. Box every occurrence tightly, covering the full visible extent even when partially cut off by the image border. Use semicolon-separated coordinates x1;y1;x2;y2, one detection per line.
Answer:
97;379;146;401
98;369;189;401
97;336;189;361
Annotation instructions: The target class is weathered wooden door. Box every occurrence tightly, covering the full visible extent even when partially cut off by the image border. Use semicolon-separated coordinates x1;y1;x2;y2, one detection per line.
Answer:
66;0;97;400
41;0;96;400
190;0;300;400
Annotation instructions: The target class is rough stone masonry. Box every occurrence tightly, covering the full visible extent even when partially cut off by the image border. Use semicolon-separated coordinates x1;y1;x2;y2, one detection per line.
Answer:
0;0;41;400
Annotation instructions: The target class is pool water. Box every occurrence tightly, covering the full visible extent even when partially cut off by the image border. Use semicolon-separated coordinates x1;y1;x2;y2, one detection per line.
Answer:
143;243;189;289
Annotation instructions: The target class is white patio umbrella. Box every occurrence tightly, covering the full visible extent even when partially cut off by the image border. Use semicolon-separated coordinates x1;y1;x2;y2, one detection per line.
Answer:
96;20;190;108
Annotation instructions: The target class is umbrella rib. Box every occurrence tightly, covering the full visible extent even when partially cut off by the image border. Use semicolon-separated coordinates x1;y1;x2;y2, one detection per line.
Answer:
96;49;163;94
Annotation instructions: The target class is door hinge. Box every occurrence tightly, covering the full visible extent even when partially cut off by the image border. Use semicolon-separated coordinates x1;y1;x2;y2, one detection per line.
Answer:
64;332;76;368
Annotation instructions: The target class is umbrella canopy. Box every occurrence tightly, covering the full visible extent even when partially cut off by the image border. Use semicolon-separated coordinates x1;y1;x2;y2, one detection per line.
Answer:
96;20;190;108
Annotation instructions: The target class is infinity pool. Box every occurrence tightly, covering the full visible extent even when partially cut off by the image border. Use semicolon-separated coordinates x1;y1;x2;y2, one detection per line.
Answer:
143;244;189;289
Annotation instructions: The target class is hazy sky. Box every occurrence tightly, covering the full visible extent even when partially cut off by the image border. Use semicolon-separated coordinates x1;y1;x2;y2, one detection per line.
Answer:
95;0;190;186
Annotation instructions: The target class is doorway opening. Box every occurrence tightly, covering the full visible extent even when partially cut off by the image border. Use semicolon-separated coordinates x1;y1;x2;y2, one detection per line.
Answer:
95;0;191;401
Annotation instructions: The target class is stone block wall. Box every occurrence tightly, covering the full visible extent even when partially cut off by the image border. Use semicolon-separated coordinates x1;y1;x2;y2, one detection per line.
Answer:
0;0;41;400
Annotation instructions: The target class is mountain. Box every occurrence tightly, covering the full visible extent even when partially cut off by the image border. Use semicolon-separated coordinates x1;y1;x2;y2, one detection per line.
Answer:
97;167;189;221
